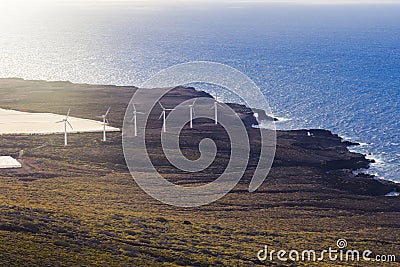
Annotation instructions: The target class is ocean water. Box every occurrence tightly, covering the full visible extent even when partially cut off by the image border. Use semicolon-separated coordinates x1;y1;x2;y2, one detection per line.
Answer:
0;2;399;182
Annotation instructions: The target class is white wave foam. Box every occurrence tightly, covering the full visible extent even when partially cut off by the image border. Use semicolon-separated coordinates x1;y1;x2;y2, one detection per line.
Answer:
358;142;372;147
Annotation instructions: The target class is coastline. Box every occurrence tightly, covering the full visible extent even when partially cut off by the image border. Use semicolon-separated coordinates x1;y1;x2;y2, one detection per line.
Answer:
0;77;398;196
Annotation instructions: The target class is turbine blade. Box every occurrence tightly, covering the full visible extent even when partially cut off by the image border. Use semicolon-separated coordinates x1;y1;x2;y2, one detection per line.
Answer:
66;107;71;119
105;106;111;116
56;120;63;123
159;111;164;120
132;104;137;112
137;112;145;114
158;102;164;110
106;119;109;125
192;98;197;105
67;121;73;130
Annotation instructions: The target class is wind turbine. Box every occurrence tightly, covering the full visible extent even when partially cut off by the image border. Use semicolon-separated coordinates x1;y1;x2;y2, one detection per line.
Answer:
56;108;73;146
97;106;111;142
211;92;224;125
131;104;144;136
188;99;196;128
159;102;174;133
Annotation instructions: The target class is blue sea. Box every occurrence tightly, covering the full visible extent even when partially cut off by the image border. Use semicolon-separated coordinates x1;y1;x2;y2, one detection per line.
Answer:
0;2;399;182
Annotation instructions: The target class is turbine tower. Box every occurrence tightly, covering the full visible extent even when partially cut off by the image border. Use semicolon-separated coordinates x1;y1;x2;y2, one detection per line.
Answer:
159;102;174;133
131;104;144;136
56;108;73;146
188;99;196;128
98;106;111;142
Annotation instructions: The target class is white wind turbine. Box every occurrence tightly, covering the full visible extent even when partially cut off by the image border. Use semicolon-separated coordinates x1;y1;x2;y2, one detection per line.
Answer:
188;99;196;128
159;102;174;133
56;108;73;146
97;106;111;142
131;104;144;136
211;92;224;125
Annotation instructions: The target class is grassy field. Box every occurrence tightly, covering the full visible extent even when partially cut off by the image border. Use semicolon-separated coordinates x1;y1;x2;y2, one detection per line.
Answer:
0;78;399;266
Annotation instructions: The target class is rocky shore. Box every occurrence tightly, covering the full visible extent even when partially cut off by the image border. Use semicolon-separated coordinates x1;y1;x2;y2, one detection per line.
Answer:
148;85;399;197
